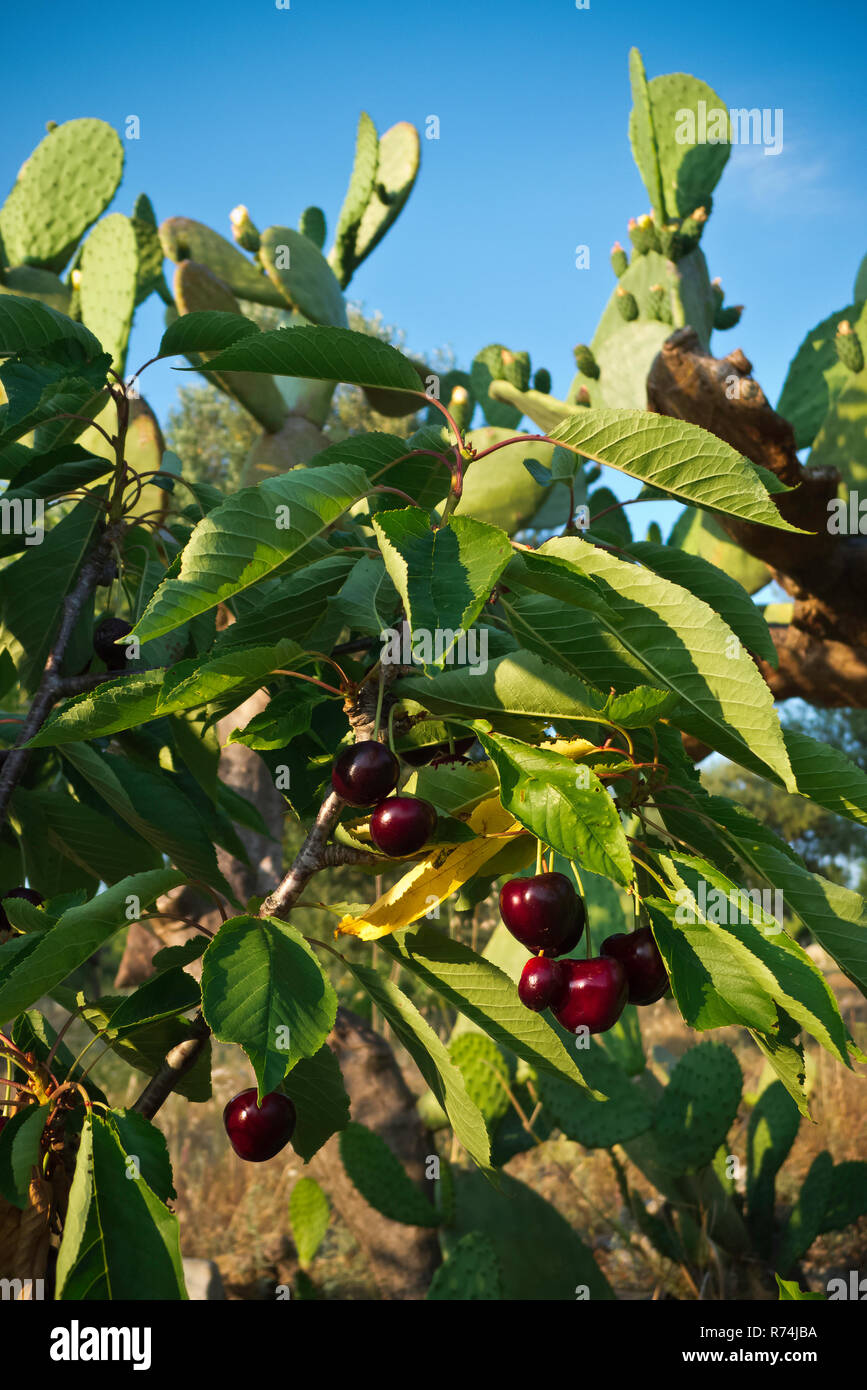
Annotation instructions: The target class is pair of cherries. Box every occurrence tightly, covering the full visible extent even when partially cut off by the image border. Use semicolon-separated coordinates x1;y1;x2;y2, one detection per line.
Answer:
331;740;437;856
503;872;668;1034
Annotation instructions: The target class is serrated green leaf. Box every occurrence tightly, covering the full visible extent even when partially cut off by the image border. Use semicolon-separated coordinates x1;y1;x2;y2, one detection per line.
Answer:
201;915;337;1098
281;1045;350;1162
0;1103;49;1208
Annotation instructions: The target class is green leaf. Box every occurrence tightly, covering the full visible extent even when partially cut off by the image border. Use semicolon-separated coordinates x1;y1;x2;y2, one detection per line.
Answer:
73;1003;212;1102
11;783;162;883
289;1177;330;1265
157;308;260;358
345;959;491;1169
106;1108;176;1202
100;967;200;1035
0;293;104;356
646;900;779;1033
330;554;400;636
200;915;337;1098
372;510;512;667
27;671;166;746
667;505;771;596
547;408;803;532
0;869;183;1023
776;1274;825;1301
339;1122;439;1226
0;1103;49;1208
281;1045;350;1162
213;553;355;652
478;731;633;884
131;462;371;643
0;498;103;693
383;923;603;1093
426;1231;502;1300
626;540;777;665
508;540;796;790
197;324;425;396
55;1114;187;1300
784;727;867;827
396;647;608;724
660;853;852;1066
61;743;232;898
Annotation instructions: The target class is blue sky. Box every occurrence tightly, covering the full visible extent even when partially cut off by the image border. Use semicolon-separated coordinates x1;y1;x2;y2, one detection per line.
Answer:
4;0;867;532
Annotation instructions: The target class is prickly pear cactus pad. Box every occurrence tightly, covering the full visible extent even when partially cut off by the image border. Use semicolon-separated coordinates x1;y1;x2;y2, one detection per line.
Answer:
0;118;124;271
159;216;286;308
353;122;420;269
78;213;139;371
259;226;348;328
629;63;731;220
652;1041;742;1174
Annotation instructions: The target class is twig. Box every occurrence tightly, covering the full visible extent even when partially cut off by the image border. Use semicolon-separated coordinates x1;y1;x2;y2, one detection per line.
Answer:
132;1012;210;1120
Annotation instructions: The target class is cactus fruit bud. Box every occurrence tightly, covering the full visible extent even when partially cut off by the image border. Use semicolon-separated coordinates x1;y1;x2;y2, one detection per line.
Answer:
657;222;684;260
576;386;592;407
711;278;724;311
615;287;639;322
45;120;58;133
636;213;660;253
835;320;865;373
229;205;261;253
677;206;707;253
714;304;744;331
573;344;600;379
532;367;552;394
448;384;474;432
610;241;629;277
628;217;652;256
647;284;673;324
70;268;82;290
645;520;663;544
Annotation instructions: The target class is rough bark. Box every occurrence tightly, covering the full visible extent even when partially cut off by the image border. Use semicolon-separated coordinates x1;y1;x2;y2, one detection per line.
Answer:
308;1008;441;1300
647;328;867;705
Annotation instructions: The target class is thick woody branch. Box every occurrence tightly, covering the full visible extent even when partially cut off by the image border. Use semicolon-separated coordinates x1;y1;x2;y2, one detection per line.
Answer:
647;328;867;651
133;1012;211;1119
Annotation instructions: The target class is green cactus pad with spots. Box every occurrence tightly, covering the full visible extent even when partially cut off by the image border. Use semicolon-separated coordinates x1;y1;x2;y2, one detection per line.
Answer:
777;299;867;449
426;1232;502;1300
652;1040;742;1174
79;213;139;371
159;216;285;308
0;119;124;272
471;344;531;429
298;206;326;250
353;122;420;271
629;68;731;220
259;226;347;328
448;1033;512;1125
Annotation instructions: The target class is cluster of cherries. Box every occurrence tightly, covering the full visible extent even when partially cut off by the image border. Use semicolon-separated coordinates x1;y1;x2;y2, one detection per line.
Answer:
223;739;445;1162
504;870;668;1034
331;739;438;856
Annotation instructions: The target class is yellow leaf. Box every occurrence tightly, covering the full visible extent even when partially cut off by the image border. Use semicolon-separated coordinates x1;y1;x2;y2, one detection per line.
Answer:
337;794;532;941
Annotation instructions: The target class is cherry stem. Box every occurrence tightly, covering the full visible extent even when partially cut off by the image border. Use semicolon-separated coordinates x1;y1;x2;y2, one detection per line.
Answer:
535;839;543;876
44;1009;80;1073
387;702;398;755
271;669;344;697
412;389;465;451
373;667;386;740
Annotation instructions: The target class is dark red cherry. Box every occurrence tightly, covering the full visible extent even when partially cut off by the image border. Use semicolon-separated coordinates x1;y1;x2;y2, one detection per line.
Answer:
331;741;400;807
0;886;44;934
601;926;669;1005
551;957;628;1035
370;796;437;856
93;616;133;670
223;1088;296;1162
518;956;566;1012
499;873;585;955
